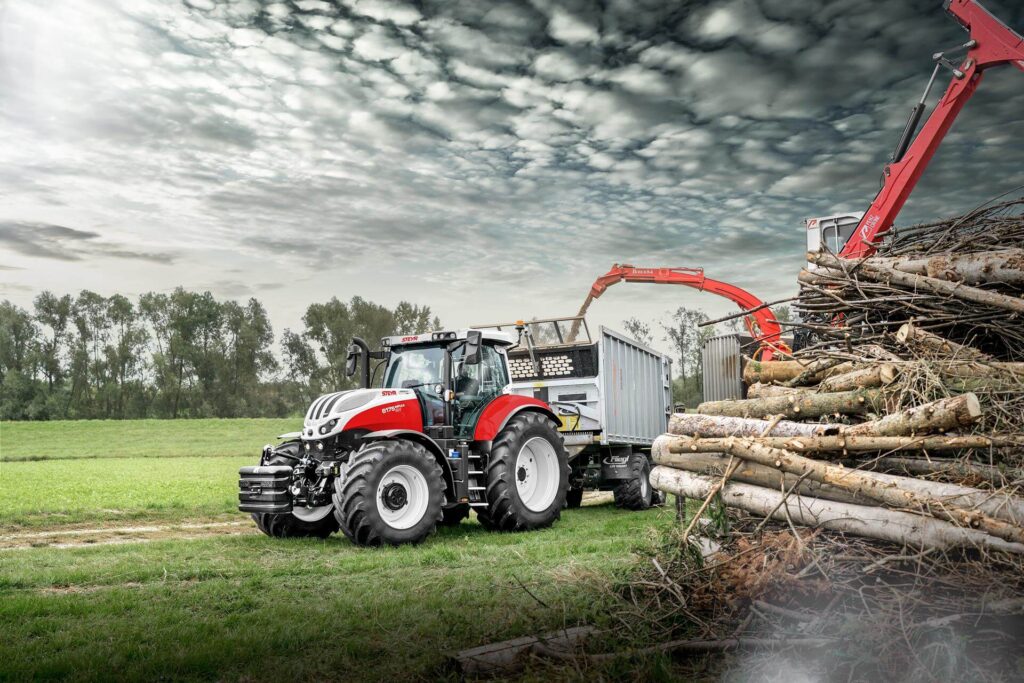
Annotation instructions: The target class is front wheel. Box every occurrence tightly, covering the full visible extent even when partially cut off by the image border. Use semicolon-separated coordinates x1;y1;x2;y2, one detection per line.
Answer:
333;439;445;546
613;453;654;510
251;442;339;539
477;412;569;532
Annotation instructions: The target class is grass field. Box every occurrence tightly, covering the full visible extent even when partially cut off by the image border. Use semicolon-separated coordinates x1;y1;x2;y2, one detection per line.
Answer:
0;419;678;681
0;418;298;461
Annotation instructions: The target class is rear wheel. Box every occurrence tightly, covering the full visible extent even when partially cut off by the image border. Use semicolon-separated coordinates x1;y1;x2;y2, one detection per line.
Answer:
251;442;339;539
613;453;654;510
333;439;444;546
477;412;569;532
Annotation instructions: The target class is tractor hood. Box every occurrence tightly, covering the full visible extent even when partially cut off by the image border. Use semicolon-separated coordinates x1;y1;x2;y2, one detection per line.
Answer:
301;388;420;441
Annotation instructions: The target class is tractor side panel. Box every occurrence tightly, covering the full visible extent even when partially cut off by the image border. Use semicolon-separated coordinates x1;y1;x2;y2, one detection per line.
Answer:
473;395;554;441
343;398;423;433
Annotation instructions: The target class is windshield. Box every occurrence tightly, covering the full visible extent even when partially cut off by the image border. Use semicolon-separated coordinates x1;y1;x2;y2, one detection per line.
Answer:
383;346;445;389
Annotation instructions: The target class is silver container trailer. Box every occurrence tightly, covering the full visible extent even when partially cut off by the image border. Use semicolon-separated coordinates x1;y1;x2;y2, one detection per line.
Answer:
482;317;672;510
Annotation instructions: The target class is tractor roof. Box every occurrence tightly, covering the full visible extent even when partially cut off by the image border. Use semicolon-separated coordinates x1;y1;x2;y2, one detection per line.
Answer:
381;328;513;348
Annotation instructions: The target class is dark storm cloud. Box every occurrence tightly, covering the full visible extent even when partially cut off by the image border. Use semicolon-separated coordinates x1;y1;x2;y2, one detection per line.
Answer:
0;221;176;264
1;0;1022;305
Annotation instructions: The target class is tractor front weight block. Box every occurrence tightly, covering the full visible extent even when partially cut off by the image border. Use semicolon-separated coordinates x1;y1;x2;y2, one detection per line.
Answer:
238;465;293;514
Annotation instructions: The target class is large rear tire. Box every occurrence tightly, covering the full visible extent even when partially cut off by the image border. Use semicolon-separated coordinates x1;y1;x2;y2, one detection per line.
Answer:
333;439;445;546
477;412;569;532
250;442;339;539
613;453;654;511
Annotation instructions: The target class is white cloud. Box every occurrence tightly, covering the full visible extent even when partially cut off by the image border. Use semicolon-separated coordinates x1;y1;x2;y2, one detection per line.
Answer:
547;8;599;44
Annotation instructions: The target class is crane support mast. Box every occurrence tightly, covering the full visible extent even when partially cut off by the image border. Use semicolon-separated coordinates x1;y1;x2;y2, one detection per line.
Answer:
579;264;791;361
841;0;1024;259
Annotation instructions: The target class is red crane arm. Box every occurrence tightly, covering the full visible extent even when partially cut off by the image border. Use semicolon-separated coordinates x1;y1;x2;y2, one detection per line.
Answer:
583;264;790;360
841;0;1024;259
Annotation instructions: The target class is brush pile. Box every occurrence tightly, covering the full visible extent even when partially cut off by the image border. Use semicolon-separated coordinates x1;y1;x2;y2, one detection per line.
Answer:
639;199;1024;679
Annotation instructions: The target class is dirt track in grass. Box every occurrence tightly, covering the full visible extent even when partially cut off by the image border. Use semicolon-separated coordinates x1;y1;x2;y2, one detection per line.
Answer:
0;493;618;550
0;520;255;550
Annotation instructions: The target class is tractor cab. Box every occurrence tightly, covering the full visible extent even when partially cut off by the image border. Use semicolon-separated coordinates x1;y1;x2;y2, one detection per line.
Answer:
804;213;864;268
375;329;514;438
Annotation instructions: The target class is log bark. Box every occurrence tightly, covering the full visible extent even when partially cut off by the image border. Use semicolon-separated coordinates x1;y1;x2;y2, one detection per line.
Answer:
668;413;840;438
818;364;898;392
655;433;1022;455
872;254;931;275
698;389;883;420
743;359;855;385
923;248;1024;287
725;439;1024;546
811;252;1024;315
867;456;1008;486
652;446;1024;525
649;467;1024;554
935;361;1024;379
746;383;811;399
653;449;873;506
842;393;981;436
895;323;993;361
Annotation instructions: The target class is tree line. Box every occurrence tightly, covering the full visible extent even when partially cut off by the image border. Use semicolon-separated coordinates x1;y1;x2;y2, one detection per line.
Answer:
0;289;438;420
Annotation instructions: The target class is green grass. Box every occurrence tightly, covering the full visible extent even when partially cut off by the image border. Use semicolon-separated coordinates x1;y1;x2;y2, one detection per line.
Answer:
0;418;297;461
0;418;678;681
0;506;672;681
0;456;249;530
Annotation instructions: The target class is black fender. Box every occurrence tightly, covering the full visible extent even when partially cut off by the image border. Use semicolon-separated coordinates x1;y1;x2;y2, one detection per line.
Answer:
359;429;456;502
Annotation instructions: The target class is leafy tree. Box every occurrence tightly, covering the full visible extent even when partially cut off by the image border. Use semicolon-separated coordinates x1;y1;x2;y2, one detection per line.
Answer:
0;290;440;420
0;301;39;419
621;317;654;346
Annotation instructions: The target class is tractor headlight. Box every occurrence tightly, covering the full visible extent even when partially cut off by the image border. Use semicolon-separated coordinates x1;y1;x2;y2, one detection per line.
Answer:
334;392;375;413
318;418;339;435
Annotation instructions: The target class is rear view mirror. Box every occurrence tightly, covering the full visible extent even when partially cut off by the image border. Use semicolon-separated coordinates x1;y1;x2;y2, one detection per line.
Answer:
345;344;359;377
464;330;483;365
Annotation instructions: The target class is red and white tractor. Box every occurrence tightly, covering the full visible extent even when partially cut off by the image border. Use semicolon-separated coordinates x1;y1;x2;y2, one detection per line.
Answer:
238;329;570;546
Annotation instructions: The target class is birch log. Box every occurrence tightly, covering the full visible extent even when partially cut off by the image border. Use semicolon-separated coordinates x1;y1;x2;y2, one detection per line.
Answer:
649;468;1024;554
896;323;993;361
842;393;981;436
811;252;1024;315
923;248;1024;287
652;450;875;506
818;364;898;392
746;383;811;399
655;433;1021;455
668;413;840;438
743;359;855;385
868;456;1007;486
726;439;1024;545
698;389;883;420
651;446;1024;525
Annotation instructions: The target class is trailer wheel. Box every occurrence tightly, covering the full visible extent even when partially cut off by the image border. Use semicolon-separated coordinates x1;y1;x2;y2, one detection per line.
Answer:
439;503;470;527
477;412;569;532
613;453;654;511
565;487;584;509
251;442;340;539
333;439;444;546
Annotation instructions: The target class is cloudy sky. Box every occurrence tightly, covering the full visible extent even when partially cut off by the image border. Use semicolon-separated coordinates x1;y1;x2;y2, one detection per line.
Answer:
2;0;1023;346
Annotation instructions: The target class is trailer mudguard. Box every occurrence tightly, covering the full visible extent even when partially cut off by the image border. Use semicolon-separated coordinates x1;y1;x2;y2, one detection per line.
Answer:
472;395;560;441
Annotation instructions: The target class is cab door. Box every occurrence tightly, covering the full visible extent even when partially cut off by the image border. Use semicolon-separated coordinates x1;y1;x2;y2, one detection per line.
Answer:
453;344;510;438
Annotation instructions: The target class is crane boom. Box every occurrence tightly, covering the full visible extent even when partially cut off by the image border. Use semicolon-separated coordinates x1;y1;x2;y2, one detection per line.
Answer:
578;264;791;361
841;0;1024;259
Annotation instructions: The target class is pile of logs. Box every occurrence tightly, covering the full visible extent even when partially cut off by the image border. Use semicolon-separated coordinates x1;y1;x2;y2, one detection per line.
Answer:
650;198;1024;556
